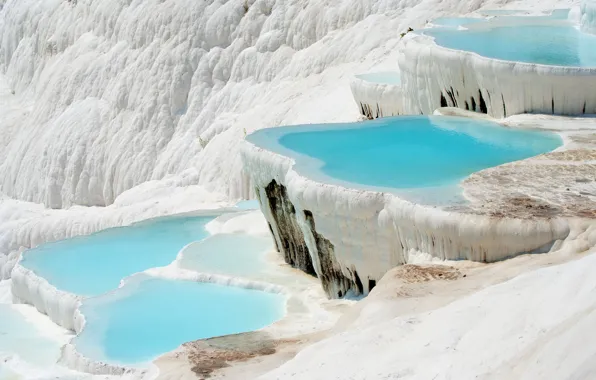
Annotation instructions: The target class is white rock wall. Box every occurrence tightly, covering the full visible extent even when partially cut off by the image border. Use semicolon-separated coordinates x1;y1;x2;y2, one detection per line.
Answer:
11;262;83;331
242;138;572;298
581;0;596;33
398;34;596;118
0;0;429;208
349;76;404;119
59;343;149;378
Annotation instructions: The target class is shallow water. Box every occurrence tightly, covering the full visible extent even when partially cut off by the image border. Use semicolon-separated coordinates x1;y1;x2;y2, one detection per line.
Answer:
234;199;261;209
178;233;274;277
247;116;561;202
0;305;64;372
20;215;217;296
426;23;596;67
74;276;285;365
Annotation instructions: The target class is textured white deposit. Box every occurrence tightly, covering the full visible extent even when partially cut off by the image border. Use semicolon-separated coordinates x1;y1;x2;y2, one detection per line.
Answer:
260;252;596;380
1;0;594;378
350;73;404;118
242;121;596;298
398;21;596;118
581;0;596;33
350;9;596;118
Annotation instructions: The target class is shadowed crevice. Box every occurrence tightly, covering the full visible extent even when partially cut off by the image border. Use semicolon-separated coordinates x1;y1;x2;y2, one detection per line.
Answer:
440;93;448;107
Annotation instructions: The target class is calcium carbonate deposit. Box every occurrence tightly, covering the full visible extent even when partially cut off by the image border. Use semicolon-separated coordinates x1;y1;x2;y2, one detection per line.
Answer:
2;0;596;379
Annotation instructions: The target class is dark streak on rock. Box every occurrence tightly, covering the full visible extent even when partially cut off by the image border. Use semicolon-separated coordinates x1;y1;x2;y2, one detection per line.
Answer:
359;102;386;119
264;180;316;277
501;94;507;117
440;93;448;107
464;101;469;111
368;279;376;292
470;97;477;112
263;179;375;298
304;210;354;297
447;87;457;107
552;98;555;114
583;101;587;114
478;90;487;114
353;270;363;294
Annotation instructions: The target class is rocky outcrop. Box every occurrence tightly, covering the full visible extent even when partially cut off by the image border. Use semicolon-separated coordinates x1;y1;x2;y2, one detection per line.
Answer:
262;180;360;297
263;180;316;277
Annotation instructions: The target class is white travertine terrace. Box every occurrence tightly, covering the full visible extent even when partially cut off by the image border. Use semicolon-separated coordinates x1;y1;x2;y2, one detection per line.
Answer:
242;113;596;298
352;15;596;119
398;19;596;118
350;73;404;119
2;0;596;377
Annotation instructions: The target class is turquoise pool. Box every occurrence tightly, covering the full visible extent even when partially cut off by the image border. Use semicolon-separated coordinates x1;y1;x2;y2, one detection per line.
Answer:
73;276;285;365
425;23;596;67
247;116;561;198
20;214;217;296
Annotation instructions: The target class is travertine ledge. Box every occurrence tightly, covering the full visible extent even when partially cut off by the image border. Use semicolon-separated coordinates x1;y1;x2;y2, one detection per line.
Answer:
242;113;596;298
398;29;596;117
350;75;404;119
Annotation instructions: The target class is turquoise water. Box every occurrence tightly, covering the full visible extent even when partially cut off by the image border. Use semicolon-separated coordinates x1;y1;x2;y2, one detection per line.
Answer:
425;23;596;67
20;214;217;296
178;234;274;277
431;17;486;27
247;116;561;194
74;276;285;365
355;71;401;85
547;9;571;20
234;199;260;209
0;305;63;368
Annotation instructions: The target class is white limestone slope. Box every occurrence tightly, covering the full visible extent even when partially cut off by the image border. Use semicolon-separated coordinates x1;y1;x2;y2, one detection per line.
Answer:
261;251;596;379
1;0;576;210
398;22;596;118
0;0;400;208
